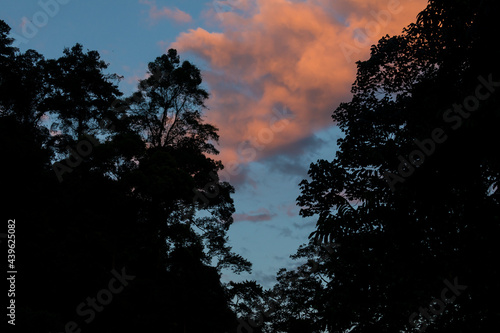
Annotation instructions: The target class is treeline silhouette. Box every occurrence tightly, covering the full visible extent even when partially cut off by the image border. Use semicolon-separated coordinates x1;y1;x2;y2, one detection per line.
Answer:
1;21;248;332
2;0;500;332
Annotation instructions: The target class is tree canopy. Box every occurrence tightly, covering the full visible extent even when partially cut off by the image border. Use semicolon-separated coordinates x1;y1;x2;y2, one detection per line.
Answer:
293;0;500;331
1;20;249;333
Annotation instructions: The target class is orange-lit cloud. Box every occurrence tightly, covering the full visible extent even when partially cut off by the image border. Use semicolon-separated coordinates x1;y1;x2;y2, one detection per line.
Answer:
140;0;192;24
169;0;427;172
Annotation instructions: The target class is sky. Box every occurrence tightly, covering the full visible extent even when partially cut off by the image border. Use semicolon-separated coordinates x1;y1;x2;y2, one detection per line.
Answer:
1;0;428;288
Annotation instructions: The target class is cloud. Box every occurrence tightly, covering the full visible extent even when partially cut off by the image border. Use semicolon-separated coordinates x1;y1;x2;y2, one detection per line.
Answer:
252;269;278;287
292;220;316;230
140;0;192;24
256;133;330;179
261;155;309;178
273;133;327;159
233;207;276;222
169;0;427;171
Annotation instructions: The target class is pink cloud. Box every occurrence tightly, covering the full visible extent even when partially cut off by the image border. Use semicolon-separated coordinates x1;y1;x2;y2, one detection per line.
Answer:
169;0;427;169
140;0;192;24
233;208;276;222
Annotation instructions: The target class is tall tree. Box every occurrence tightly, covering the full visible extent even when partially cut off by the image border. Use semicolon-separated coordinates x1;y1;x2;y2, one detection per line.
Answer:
296;0;500;332
124;49;250;276
44;43;123;138
1;21;250;332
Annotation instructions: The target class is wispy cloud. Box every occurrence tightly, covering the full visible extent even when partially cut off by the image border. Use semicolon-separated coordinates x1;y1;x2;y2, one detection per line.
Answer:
233;208;276;222
140;0;192;24
292;220;316;230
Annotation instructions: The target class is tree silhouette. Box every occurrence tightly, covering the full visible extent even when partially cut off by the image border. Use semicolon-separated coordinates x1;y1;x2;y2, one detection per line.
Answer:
292;0;500;332
1;20;249;333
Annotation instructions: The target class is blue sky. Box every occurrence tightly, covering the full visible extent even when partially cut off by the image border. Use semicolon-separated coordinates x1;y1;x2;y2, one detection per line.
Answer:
1;0;427;287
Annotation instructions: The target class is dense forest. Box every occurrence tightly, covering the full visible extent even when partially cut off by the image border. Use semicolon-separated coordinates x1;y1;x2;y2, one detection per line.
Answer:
1;0;499;332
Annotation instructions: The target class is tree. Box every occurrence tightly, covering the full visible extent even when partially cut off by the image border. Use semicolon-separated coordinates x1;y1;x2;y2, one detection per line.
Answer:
124;49;250;276
1;20;250;332
45;44;122;136
296;0;500;332
263;265;325;333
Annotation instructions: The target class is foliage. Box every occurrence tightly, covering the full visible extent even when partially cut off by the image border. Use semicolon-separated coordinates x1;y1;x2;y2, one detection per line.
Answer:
294;0;500;331
1;20;249;333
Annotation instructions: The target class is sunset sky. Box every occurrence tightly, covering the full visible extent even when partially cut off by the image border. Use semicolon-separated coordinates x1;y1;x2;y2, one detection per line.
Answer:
2;0;428;287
